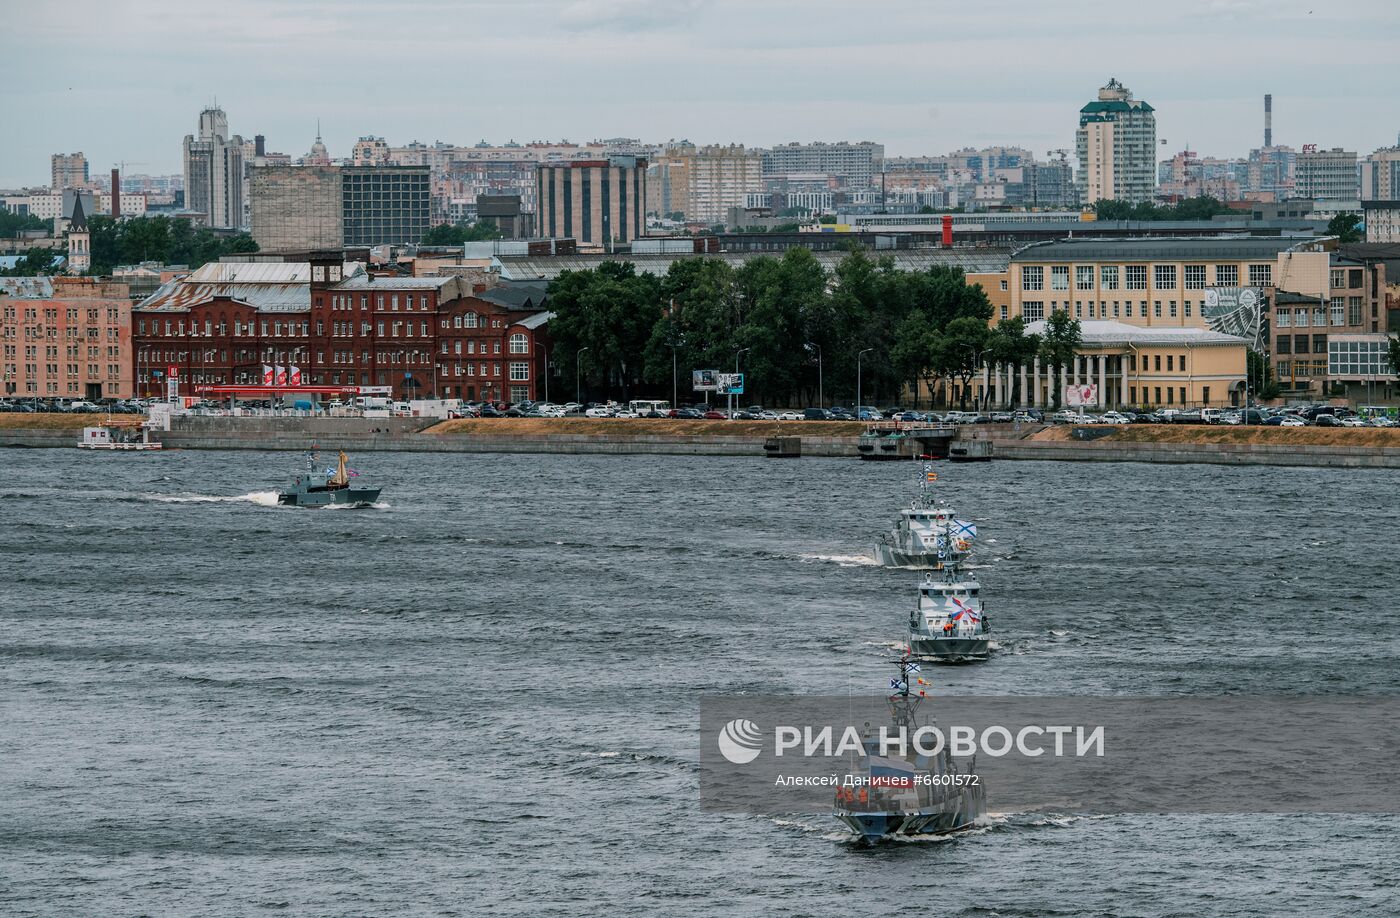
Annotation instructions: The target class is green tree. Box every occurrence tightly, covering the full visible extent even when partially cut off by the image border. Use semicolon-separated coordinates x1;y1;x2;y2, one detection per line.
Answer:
988;316;1041;408
918;204;936;215
548;262;662;402
1326;213;1362;244
1246;348;1280;401
1038;309;1082;410
83;215;256;274
0;211;49;238
1386;335;1400;380
0;247;62;276
933;316;992;410
421;221;502;246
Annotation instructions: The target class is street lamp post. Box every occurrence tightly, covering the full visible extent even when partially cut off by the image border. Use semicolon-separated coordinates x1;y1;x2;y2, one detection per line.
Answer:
732;347;750;419
806;342;823;409
576;346;590;407
668;341;681;410
857;347;874;419
965;346;983;410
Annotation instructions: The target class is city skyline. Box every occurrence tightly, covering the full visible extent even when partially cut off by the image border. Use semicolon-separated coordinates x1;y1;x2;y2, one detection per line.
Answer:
3;0;1398;188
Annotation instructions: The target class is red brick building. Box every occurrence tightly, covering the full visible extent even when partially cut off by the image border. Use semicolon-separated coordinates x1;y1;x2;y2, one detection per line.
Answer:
132;254;551;401
1;276;132;399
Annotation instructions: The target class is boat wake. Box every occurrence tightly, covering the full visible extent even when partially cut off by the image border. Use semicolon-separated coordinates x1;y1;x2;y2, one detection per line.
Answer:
146;491;281;507
798;552;880;568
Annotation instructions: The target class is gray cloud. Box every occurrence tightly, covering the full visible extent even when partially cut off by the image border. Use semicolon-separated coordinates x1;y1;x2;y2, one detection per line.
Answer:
1;0;1396;186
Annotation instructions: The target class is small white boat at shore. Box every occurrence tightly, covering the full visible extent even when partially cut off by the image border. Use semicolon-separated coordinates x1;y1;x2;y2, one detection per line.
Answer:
78;426;162;451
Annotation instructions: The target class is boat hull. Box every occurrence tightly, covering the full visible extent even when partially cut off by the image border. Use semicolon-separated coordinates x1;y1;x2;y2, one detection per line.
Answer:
872;544;941;569
909;636;991;663
277;486;381;508
836;793;987;843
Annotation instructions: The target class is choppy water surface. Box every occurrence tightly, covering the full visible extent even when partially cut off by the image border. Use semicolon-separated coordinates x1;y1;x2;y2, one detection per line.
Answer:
2;449;1397;916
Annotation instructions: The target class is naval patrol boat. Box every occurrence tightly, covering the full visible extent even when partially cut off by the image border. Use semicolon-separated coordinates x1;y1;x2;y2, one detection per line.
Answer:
872;464;976;570
907;568;991;662
278;450;381;508
833;656;988;842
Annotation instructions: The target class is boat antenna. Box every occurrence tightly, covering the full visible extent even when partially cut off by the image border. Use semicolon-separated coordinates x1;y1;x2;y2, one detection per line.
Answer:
887;651;926;729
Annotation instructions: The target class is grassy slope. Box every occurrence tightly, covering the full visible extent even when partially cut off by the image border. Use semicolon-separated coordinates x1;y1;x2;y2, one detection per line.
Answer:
0;413;145;430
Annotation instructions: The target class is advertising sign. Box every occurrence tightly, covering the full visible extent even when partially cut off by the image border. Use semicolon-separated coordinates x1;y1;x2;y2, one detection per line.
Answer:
1203;286;1266;348
717;373;745;395
1065;383;1098;407
692;369;719;392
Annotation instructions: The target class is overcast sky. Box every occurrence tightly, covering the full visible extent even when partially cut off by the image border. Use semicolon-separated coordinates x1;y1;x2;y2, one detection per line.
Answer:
2;0;1397;187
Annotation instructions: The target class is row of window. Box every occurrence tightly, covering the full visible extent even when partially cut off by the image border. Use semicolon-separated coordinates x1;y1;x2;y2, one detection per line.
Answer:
1127;386;1193;406
1019;300;1196;322
325;294;434;312
1274;299;1365;328
1022;263;1271;292
1276;335;1331;355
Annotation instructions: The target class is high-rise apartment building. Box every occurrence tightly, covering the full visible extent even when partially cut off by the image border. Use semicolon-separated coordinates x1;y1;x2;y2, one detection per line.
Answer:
761;141;884;191
250;165;431;250
182;107;245;229
1075;78;1157;205
535;156;647;248
51;153;89;191
646;143;761;224
1361;142;1400;201
1296;147;1358;202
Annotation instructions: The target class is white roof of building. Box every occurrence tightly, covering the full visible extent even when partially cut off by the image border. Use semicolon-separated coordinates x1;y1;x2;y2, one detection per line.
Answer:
1024;319;1247;347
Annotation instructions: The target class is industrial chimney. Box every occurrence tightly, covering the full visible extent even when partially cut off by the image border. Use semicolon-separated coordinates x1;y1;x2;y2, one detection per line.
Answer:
255;134;266;158
1264;94;1272;148
111;167;121;219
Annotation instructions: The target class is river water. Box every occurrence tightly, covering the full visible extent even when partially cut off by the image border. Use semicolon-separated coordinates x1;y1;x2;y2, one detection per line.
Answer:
2;449;1397;916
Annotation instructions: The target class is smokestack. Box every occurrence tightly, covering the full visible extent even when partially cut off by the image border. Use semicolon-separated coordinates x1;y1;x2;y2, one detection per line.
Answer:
255;134;266;158
1264;94;1273;148
111;167;121;218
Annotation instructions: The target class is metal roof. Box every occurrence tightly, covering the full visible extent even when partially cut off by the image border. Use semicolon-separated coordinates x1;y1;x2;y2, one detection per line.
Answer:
182;261;364;284
0;277;55;297
513;311;554;330
135;261;367;313
493;248;1012;281
331;276;456;290
1010;236;1318;262
1024;319;1247;347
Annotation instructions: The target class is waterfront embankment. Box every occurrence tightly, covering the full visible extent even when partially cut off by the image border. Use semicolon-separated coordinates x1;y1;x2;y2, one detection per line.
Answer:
4;414;1400;467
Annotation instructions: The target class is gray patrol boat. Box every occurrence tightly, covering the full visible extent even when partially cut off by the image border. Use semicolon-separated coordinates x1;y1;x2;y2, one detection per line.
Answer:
833;657;988;842
873;464;975;570
908;569;991;663
278;450;381;508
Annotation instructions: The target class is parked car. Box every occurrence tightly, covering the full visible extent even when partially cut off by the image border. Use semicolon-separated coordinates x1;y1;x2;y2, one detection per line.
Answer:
856;406;883;421
1339;416;1366;427
675;408;705;419
702;410;728;420
1313;414;1343;427
584;406;614;418
1100;411;1132;425
776;410;803;421
1279;415;1307;427
989;412;1013;423
803;407;832;421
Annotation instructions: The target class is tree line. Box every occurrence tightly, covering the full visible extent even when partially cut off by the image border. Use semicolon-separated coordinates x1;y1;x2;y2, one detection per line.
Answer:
547;248;1086;410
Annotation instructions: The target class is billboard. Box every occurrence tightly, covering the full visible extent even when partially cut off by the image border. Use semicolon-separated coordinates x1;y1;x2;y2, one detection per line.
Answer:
692;369;719;392
717;372;745;395
1065;383;1098;407
1204;287;1266;348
